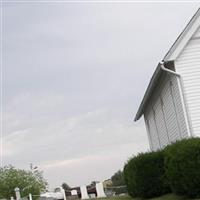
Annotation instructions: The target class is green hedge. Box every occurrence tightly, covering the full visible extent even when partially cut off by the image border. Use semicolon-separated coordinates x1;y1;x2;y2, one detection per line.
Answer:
124;138;200;198
164;138;200;198
124;151;170;198
124;157;137;197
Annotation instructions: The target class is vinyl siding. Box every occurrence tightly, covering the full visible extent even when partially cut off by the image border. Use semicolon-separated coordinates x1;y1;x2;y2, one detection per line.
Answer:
161;80;180;142
175;32;200;137
145;110;161;151
194;27;200;38
153;97;169;147
144;73;189;151
170;75;189;138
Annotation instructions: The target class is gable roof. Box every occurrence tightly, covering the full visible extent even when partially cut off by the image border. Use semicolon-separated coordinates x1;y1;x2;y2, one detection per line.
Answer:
164;8;200;61
134;8;200;121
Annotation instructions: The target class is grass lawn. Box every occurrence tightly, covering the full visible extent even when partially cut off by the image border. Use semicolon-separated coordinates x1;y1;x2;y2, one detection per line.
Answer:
99;194;200;200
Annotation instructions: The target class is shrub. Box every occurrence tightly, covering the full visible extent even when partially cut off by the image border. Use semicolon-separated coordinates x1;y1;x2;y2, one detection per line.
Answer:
164;137;200;198
124;157;137;197
124;150;170;198
111;170;127;194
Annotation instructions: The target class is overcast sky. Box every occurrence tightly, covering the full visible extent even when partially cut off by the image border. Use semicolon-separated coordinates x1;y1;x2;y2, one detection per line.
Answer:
2;1;200;190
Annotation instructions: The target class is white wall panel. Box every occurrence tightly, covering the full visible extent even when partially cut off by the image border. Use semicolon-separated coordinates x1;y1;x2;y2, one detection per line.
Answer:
153;97;169;147
144;73;188;150
193;27;200;38
175;37;200;137
146;110;160;151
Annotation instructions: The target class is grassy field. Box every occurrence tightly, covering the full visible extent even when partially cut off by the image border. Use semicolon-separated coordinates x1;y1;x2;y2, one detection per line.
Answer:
100;194;200;200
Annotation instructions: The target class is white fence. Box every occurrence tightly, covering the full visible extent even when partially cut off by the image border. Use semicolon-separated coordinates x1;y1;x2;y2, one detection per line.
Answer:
13;182;107;200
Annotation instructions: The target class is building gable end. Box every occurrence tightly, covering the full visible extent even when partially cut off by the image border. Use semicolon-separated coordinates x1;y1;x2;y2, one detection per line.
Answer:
164;9;200;61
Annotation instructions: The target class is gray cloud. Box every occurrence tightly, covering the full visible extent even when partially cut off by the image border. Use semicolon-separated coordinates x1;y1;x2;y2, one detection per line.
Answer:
2;2;200;189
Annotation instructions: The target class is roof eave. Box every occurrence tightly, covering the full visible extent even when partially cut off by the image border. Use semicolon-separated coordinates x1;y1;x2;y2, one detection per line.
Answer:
134;63;162;121
134;8;200;122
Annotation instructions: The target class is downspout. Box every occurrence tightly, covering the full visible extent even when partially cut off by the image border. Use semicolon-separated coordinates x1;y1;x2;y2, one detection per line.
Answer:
160;62;193;137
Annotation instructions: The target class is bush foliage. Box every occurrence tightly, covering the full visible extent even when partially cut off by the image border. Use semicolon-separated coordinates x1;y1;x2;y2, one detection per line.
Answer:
111;170;127;194
164;138;200;198
124;151;170;198
124;138;200;199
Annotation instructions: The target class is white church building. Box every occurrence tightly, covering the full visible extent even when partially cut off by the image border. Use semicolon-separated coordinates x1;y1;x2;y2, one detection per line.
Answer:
134;9;200;151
